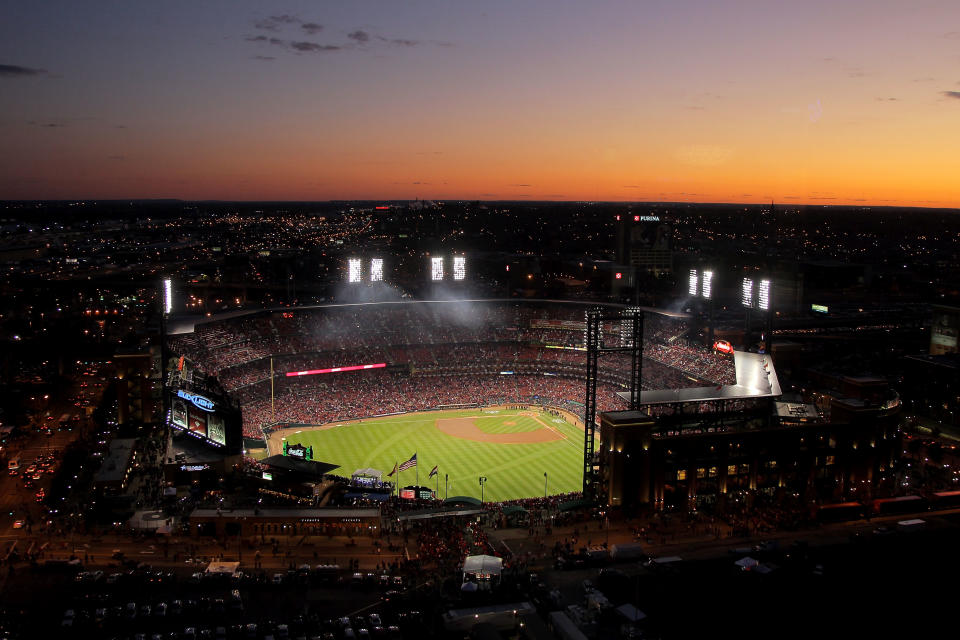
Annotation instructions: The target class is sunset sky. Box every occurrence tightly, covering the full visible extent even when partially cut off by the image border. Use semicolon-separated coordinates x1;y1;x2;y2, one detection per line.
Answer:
2;0;959;206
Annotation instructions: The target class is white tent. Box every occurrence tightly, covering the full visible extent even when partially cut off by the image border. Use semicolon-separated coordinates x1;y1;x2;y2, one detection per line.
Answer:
205;561;240;576
462;554;503;577
616;603;647;623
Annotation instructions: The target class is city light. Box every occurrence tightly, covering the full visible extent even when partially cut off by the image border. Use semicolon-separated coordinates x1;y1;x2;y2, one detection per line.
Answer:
348;258;362;283
453;255;466;281
431;257;444;281
370;258;384;283
688;269;699;297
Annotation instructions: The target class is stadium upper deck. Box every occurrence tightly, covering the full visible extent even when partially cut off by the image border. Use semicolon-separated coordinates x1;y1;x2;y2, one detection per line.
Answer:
168;299;734;389
166;300;746;434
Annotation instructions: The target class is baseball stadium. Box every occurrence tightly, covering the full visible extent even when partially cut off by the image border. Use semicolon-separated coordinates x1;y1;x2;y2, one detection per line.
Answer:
166;300;747;503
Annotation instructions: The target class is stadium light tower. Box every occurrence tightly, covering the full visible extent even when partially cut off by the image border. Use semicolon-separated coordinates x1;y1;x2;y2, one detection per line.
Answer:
347;258;363;283
431;257;444;281
689;268;715;345
160;277;174;429
453;255;466;281
742;276;774;353
370;258;384;283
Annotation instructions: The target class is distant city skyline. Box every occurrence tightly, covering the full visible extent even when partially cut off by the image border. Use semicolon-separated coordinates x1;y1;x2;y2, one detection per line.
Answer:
2;0;959;207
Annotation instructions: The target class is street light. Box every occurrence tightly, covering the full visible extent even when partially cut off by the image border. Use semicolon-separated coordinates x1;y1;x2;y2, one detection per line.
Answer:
479;476;487;503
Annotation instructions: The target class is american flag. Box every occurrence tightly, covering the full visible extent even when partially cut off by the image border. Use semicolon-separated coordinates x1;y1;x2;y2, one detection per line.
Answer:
399;453;417;471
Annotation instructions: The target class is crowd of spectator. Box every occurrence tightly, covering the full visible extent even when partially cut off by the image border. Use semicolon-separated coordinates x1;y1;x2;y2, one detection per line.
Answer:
168;301;737;438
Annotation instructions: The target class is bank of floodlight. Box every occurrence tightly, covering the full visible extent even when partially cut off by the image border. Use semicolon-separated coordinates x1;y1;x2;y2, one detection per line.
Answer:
453;255;466;281
348;258;362;283
758;279;771;311
163;277;173;315
689;268;713;299
701;270;713;300
370;258;384;283
431;257;444;281
741;278;754;308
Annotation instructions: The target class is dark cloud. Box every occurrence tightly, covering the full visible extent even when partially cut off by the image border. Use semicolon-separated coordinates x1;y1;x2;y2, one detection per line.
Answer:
290;41;340;53
255;14;299;31
27;121;64;128
0;63;46;77
943;91;960;100
348;30;370;43
509;184;532;187
380;37;418;47
301;22;323;35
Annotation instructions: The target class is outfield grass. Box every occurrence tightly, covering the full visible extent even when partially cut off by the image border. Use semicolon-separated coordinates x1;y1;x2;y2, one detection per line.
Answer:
274;408;588;502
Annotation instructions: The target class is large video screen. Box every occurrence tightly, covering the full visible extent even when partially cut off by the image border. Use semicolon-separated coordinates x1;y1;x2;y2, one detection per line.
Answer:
167;388;239;452
172;396;188;429
206;412;226;446
188;407;207;438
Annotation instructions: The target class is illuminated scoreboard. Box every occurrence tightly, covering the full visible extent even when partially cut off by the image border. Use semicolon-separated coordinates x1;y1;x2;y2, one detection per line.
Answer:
167;387;241;453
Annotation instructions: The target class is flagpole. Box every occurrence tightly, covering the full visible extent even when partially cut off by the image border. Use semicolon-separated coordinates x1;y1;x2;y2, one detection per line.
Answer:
415;452;419;491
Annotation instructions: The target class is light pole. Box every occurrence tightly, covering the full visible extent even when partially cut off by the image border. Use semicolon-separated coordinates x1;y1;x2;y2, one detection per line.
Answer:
479;476;487;503
445;474;449;501
544;472;548;499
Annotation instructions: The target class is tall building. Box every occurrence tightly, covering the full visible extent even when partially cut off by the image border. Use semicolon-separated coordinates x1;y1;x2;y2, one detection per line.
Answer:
615;213;673;277
930;305;960;355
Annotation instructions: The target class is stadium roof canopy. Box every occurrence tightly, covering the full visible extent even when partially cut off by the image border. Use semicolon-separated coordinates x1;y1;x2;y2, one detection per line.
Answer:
260;454;338;478
617;350;782;405
165;298;690;336
501;505;527;515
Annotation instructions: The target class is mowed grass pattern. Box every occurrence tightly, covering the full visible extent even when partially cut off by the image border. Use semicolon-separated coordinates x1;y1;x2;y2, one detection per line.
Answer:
276;409;588;502
474;414;543;434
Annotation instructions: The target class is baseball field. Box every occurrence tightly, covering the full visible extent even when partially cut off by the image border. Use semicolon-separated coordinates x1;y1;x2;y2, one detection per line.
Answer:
266;407;588;502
